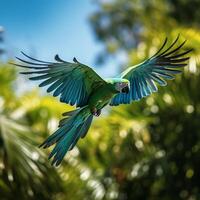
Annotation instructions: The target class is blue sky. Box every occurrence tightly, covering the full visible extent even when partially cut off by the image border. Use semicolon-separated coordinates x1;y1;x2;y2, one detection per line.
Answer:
0;0;117;77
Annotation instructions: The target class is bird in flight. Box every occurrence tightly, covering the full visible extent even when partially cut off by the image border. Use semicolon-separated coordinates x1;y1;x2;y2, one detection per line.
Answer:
14;35;192;166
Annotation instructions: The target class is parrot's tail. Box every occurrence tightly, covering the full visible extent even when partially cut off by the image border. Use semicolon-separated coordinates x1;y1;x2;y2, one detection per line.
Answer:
39;106;93;166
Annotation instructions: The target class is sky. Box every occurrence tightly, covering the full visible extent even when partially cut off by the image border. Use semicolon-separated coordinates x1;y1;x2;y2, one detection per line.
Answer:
0;0;117;77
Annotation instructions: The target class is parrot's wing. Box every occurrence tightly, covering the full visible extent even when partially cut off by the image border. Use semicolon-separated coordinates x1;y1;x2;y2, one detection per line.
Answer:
110;35;192;106
14;53;106;107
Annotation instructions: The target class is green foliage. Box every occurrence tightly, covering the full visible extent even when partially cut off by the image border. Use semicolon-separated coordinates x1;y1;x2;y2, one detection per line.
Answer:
0;63;16;101
0;115;65;200
88;0;200;199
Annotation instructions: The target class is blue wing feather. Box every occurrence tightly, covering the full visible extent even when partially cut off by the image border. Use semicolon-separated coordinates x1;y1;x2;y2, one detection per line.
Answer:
110;36;192;106
14;53;105;107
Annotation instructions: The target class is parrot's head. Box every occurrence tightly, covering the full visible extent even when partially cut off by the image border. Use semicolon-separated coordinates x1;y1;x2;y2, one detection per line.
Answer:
115;79;130;94
106;78;130;93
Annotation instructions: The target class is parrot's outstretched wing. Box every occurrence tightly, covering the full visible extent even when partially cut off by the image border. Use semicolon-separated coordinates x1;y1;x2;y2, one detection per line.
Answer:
110;35;192;106
14;53;106;107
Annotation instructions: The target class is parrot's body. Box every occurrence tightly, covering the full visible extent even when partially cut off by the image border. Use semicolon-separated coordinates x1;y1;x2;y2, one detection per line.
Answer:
14;35;192;166
88;78;130;115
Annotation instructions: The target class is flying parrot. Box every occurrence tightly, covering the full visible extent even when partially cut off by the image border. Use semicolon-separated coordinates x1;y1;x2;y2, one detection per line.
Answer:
14;36;192;166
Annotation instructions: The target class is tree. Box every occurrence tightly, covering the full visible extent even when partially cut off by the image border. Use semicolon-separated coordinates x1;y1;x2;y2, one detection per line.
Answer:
88;0;200;199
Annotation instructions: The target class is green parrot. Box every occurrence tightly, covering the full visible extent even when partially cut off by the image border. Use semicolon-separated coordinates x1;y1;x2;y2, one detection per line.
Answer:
14;36;192;166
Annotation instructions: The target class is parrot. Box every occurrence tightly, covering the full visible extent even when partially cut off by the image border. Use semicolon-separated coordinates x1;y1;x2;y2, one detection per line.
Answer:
14;35;192;166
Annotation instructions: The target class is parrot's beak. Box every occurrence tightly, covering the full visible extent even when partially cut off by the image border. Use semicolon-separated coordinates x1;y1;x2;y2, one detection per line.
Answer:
122;86;129;94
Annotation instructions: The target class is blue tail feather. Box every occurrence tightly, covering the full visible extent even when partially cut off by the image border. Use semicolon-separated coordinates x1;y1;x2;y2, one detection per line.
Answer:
39;106;93;166
69;115;93;151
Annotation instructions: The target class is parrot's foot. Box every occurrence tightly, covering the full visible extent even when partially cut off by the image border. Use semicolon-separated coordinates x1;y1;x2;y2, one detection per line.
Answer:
91;108;101;117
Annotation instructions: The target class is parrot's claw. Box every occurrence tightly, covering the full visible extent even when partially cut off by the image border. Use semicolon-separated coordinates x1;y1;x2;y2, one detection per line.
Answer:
96;109;101;117
91;108;101;117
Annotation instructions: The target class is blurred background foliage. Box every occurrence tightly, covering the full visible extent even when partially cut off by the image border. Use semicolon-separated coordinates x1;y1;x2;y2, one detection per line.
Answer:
0;0;200;199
